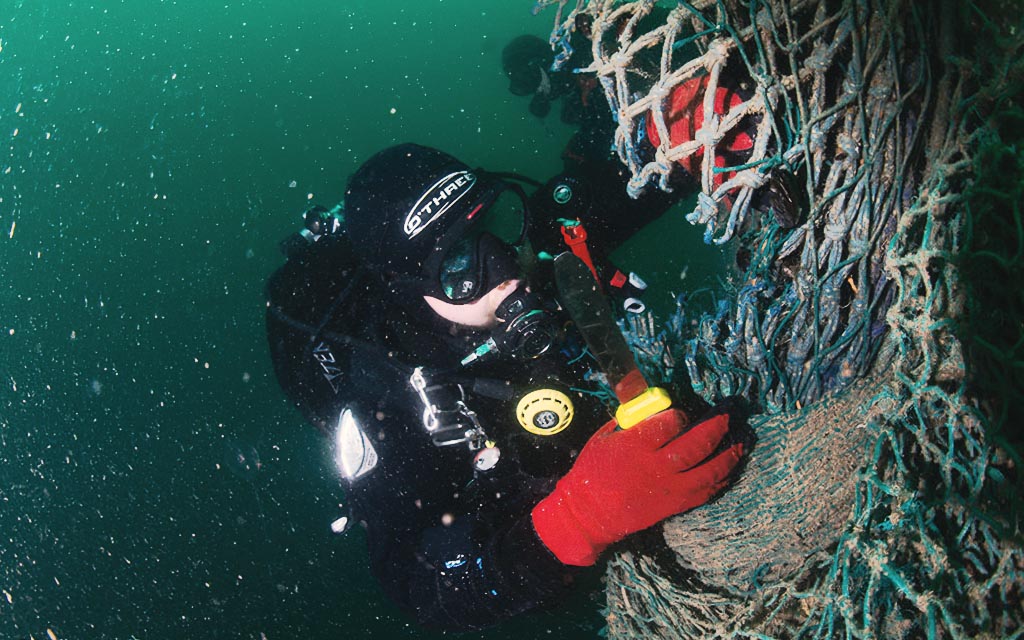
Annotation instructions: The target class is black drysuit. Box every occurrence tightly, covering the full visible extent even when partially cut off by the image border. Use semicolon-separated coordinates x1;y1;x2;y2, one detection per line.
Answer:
265;167;685;631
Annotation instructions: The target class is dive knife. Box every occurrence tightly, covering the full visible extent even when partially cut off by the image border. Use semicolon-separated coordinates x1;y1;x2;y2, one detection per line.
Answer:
553;252;675;429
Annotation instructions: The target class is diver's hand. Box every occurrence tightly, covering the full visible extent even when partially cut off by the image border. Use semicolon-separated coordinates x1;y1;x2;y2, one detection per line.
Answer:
531;409;743;566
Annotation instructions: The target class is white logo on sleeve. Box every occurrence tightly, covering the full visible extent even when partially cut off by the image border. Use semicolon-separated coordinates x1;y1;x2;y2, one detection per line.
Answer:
334;408;378;480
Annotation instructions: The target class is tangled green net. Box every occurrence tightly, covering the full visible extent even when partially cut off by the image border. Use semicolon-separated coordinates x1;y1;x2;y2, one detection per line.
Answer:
533;0;1023;637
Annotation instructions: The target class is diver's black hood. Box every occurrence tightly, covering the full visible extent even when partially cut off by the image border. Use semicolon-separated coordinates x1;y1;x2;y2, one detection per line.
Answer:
502;35;552;96
344;143;505;281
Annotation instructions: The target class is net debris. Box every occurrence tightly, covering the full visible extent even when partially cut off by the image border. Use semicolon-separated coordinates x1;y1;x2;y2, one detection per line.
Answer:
534;0;1023;637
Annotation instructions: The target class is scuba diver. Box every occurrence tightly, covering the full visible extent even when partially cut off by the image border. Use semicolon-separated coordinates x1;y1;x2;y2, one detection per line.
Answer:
265;143;748;631
502;8;757;186
502;26;611;169
502;34;586;123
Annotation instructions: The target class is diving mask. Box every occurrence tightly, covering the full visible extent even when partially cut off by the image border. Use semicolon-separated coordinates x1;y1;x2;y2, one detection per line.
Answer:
419;185;562;365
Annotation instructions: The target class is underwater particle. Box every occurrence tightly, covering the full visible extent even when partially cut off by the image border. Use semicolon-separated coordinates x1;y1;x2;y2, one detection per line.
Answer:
223;439;261;481
288;180;297;188
242;371;251;383
441;513;454;526
90;379;102;395
7;220;13;238
3;588;11;603
389;107;397;114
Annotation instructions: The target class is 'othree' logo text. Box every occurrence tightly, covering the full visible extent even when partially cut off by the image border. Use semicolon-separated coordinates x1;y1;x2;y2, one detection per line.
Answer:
404;171;476;238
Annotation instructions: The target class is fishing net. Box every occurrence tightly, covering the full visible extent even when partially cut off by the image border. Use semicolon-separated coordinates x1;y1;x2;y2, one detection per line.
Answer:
532;0;1023;637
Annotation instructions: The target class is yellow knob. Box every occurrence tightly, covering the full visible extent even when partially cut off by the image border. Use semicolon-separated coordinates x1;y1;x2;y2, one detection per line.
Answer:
516;389;575;436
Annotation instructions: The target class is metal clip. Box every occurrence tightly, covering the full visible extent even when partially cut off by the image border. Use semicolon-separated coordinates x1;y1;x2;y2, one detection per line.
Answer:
410;367;489;451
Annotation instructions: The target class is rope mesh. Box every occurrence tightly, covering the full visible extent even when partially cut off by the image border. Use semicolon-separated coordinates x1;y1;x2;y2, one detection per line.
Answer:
532;1;1023;637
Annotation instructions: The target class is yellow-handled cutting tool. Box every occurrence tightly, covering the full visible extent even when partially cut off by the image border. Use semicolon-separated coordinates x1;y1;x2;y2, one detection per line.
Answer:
553;253;675;429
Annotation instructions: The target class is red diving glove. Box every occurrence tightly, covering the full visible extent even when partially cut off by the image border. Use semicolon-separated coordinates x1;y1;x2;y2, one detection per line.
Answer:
531;409;743;566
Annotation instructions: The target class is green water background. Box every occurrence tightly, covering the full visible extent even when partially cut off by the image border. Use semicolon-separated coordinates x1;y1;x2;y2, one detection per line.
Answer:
0;2;729;638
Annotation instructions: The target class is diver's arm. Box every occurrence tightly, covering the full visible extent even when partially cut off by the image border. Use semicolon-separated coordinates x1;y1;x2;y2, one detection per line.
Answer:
339;407;576;632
